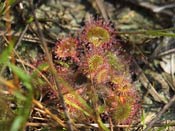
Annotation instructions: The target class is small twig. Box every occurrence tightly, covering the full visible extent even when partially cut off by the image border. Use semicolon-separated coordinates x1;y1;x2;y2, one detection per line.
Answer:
0;76;16;90
15;24;29;50
144;95;175;131
95;0;109;20
109;117;114;131
133;60;167;103
32;99;65;127
32;117;48;121
26;122;48;127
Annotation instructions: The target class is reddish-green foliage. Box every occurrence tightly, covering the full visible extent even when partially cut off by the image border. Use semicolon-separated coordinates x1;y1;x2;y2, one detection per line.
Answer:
54;37;79;62
36;18;140;126
81;18;116;49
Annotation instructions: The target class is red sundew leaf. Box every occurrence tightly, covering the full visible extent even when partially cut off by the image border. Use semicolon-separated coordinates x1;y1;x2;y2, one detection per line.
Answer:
81;18;116;49
54;37;79;62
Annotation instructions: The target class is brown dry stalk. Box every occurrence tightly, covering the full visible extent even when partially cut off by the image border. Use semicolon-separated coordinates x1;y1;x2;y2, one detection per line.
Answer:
5;0;19;87
29;0;73;130
0;76;16;90
26;122;48;127
144;95;175;131
32;99;65;127
95;0;109;21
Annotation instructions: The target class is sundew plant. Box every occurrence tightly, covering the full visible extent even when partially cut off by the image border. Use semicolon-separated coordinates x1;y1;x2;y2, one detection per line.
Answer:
52;18;140;126
0;17;140;131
